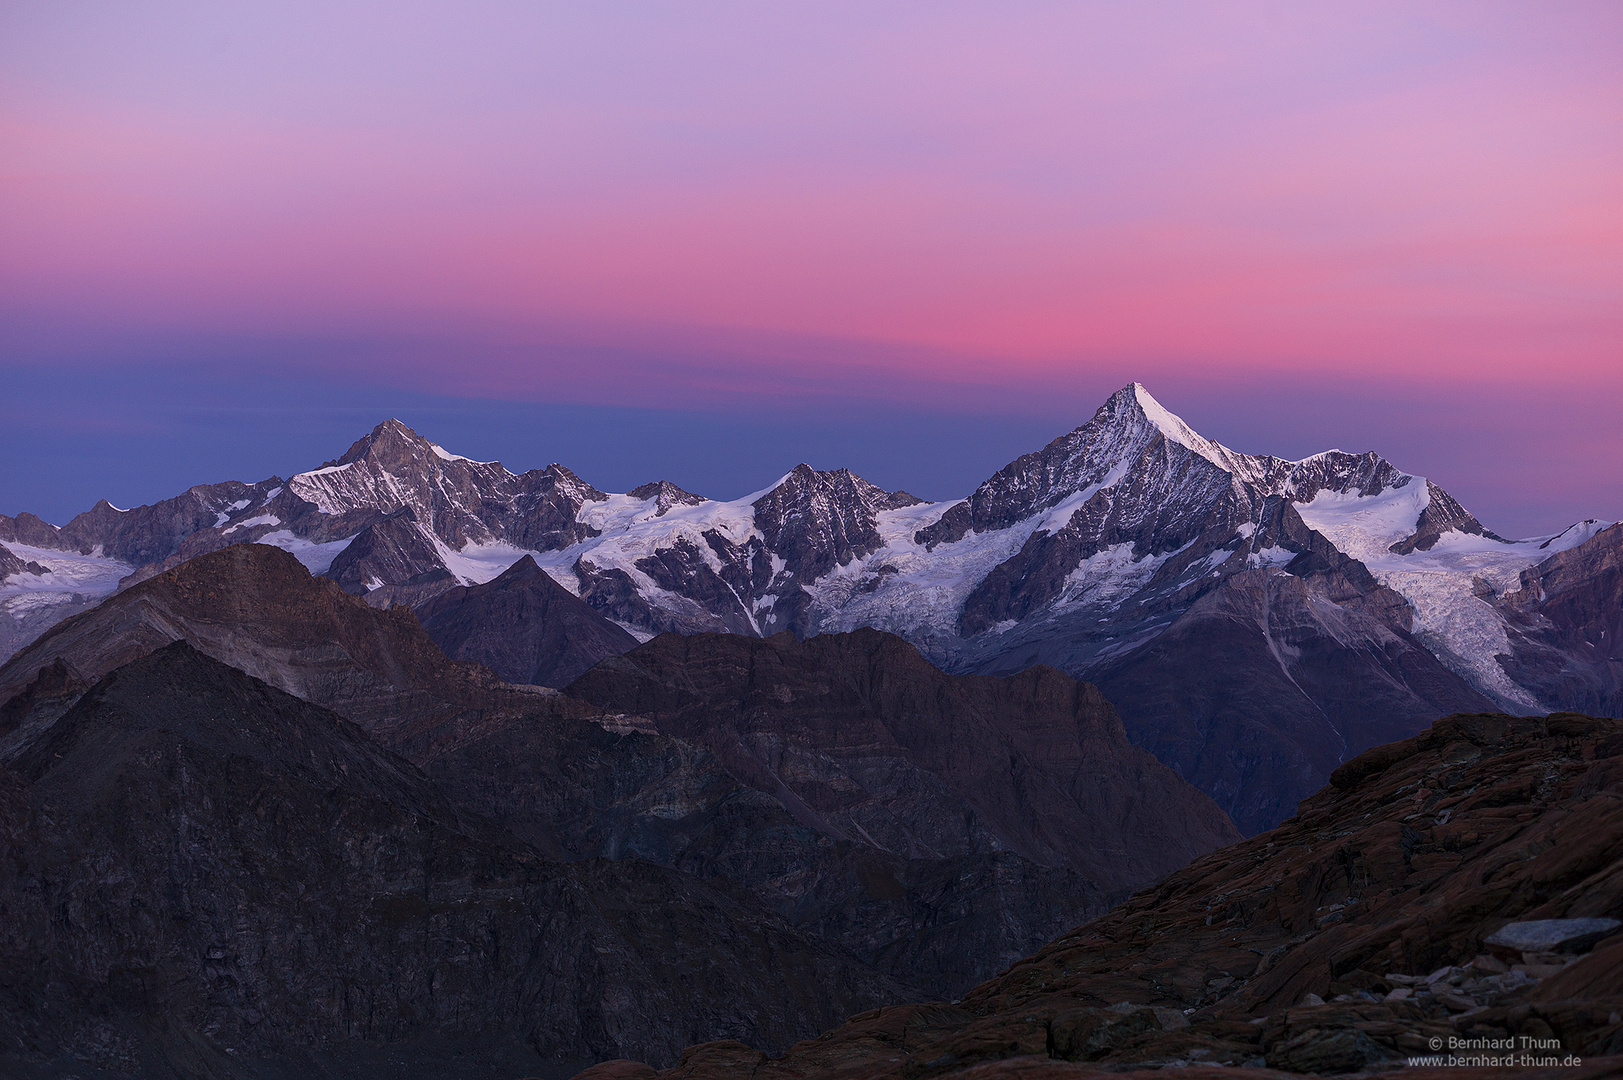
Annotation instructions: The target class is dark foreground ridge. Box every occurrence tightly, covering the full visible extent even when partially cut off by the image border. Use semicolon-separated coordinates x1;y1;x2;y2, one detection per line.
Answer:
0;541;508;729
578;710;1623;1080
0;643;913;1078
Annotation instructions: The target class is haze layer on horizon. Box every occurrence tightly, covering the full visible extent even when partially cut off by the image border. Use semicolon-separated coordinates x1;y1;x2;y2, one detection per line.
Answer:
3;2;1619;537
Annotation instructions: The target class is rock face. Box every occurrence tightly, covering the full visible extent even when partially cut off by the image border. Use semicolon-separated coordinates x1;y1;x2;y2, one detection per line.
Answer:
1499;522;1623;717
565;629;1240;895
569;465;928;641
324;505;455;595
0;547;43;581
415;554;641;688
291;419;609;552
7;387;1615;833
415;702;1111;1002
751;465;922;584
2;482;285;568
628;480;708;516
599;709;1623;1080
0;643;917;1078
419;626;1238;1000
0;657;90;762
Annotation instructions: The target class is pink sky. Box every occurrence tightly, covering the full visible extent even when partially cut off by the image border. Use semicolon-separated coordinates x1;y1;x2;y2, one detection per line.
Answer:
1;2;1619;530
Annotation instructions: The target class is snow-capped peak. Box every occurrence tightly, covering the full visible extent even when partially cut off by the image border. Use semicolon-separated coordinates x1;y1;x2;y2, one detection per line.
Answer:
1124;383;1207;455
1117;384;1274;484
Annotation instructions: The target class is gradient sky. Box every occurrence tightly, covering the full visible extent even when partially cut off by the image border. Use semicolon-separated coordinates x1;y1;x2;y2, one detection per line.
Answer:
2;2;1619;536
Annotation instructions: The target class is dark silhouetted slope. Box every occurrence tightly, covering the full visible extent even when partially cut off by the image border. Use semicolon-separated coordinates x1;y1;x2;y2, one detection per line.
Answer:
415;554;640;688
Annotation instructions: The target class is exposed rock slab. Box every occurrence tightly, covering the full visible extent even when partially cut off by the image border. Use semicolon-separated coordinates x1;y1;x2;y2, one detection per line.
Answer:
418;704;1109;1000
324;504;456;596
1484;919;1622;956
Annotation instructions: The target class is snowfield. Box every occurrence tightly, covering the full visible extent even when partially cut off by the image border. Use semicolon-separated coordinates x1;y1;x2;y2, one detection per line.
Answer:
0;541;135;664
0;541;131;599
1299;483;1612;709
253;531;356;575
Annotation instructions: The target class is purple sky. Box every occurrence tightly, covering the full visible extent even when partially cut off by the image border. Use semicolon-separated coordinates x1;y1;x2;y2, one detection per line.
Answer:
2;2;1619;535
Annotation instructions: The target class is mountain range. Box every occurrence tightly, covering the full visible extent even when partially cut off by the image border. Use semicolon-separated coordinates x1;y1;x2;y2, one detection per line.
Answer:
3;383;1617;831
1;384;1620;1079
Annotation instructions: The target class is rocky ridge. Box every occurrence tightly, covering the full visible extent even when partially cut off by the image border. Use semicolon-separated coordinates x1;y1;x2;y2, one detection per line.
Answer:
1499;522;1623;718
0;542;523;734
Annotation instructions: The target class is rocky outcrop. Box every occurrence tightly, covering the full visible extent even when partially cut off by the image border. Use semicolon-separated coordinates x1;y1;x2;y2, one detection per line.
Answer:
573;557;740;636
600;709;1623;1079
752;464;921;582
609;536;768;636
565;628;1240;893
415;554;640;687
0;512;65;548
0;644;914;1078
1;481;285;566
1388;480;1497;554
629;480;708;516
0;658;90;761
0;546;45;581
